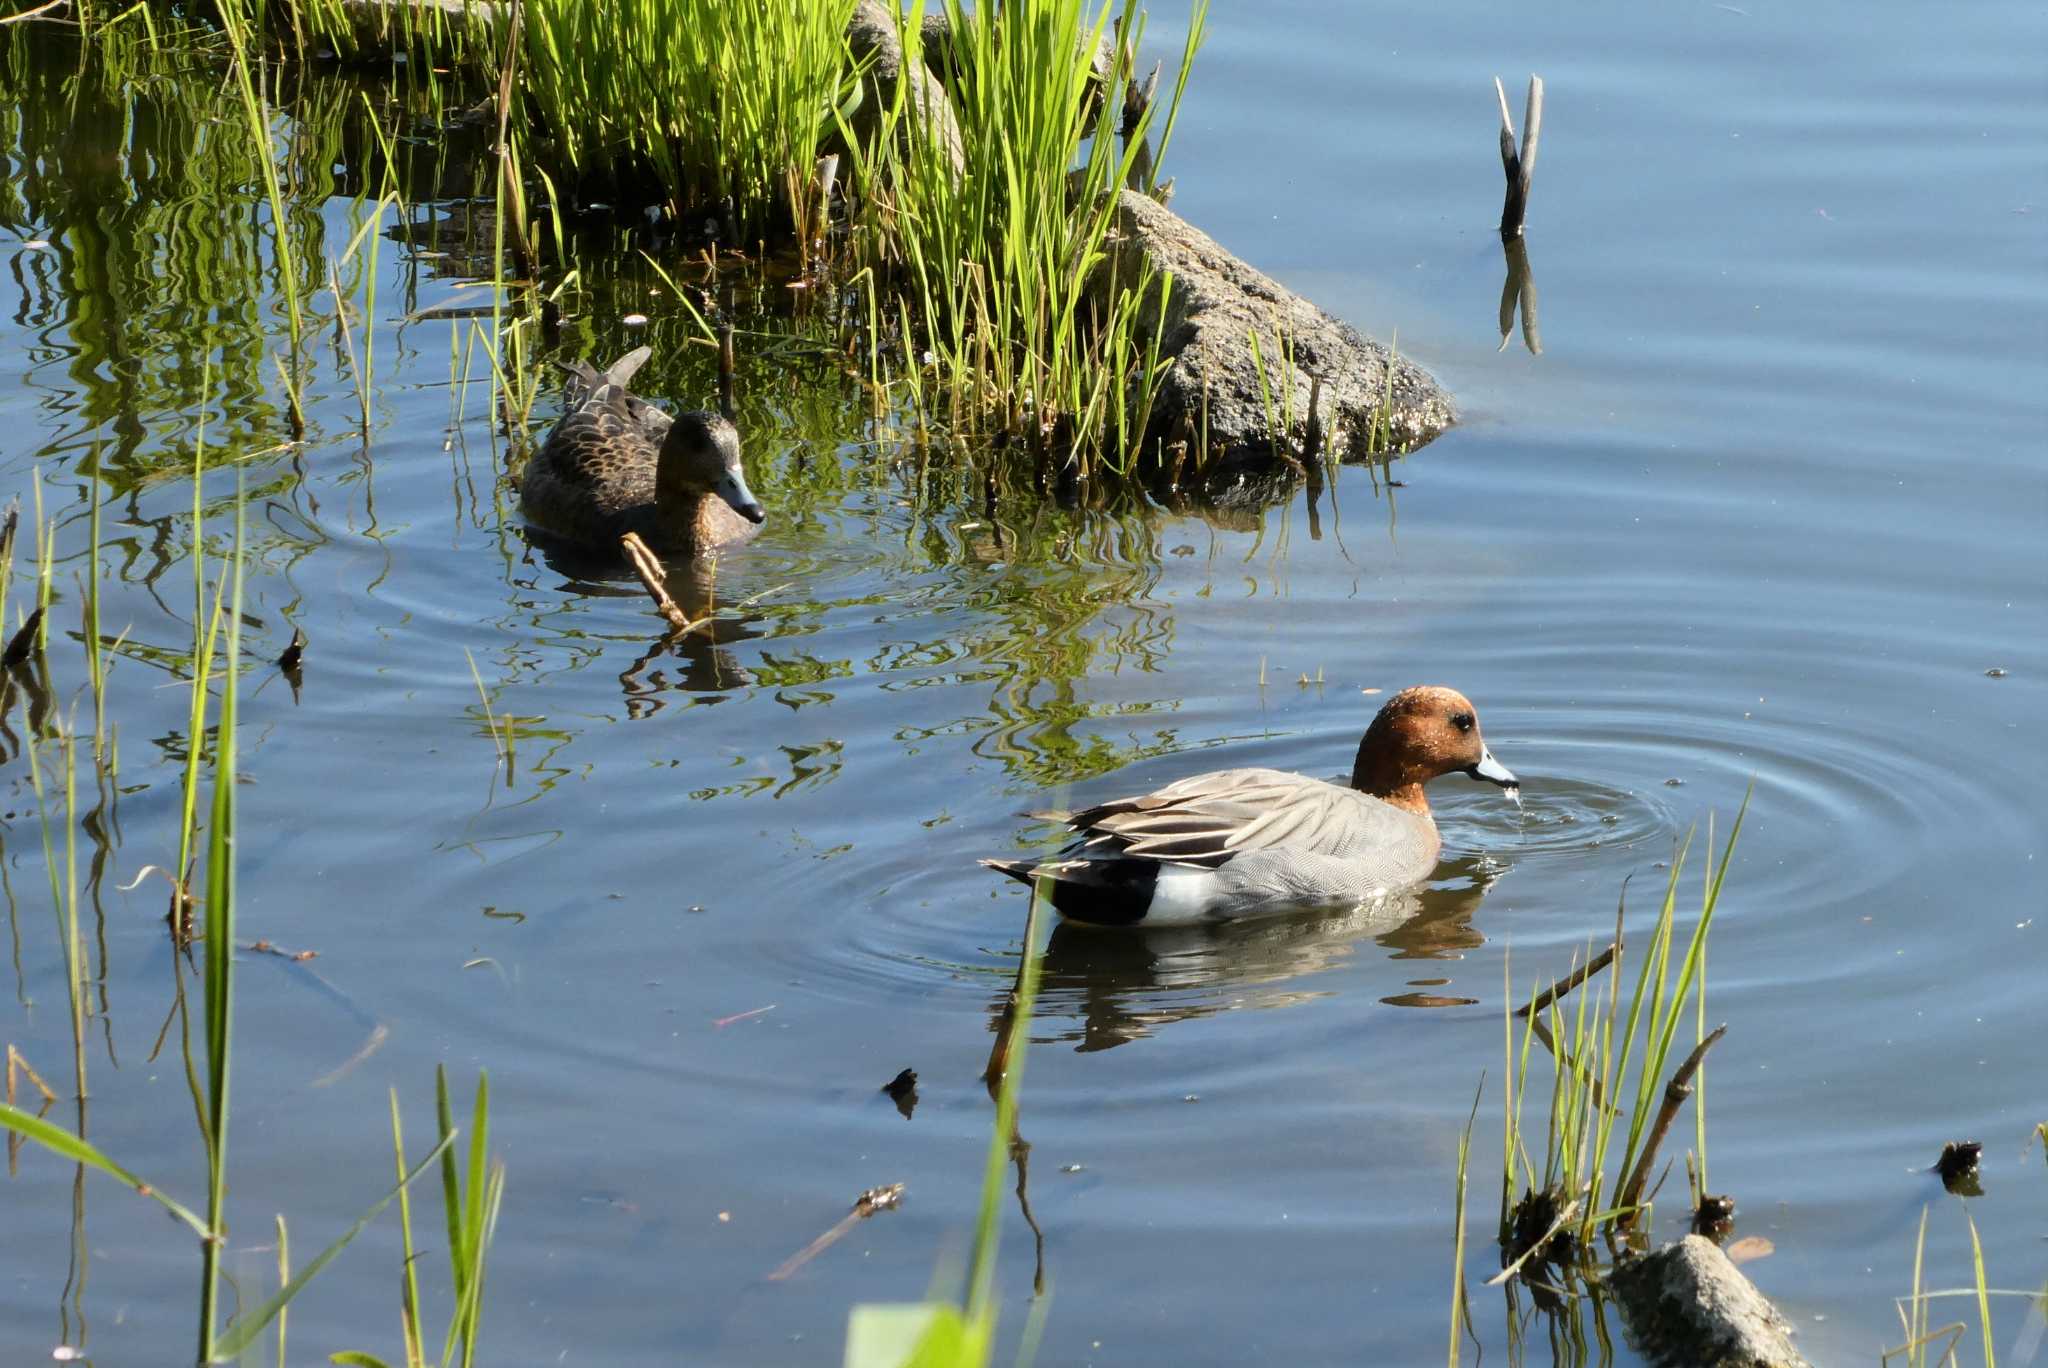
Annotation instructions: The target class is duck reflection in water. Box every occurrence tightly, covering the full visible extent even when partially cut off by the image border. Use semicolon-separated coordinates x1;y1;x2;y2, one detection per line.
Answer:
524;537;767;711
1002;856;1498;1055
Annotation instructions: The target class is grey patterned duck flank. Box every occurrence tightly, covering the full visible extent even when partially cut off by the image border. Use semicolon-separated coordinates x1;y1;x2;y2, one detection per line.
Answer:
519;346;766;553
982;686;1518;926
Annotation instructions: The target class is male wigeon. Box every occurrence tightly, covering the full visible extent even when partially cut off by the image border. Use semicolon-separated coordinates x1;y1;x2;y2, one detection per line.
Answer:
982;686;1517;926
521;346;766;552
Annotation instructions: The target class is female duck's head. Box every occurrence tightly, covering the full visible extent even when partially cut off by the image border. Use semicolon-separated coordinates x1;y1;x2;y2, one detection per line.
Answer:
656;412;766;525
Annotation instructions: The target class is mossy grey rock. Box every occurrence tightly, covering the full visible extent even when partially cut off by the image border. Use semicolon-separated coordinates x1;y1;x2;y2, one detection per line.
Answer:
917;10;1117;92
1089;189;1455;473
1611;1236;1811;1368
847;1;965;178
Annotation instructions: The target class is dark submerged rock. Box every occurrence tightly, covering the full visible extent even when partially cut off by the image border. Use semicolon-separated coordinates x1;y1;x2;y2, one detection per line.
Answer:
1088;189;1456;474
1612;1235;1811;1368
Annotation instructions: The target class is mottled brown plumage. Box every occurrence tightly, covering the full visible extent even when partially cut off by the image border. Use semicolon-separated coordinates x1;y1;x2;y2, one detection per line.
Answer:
520;346;766;553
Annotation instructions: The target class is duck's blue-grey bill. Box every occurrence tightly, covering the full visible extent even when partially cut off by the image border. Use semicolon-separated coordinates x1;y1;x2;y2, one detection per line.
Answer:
715;471;767;524
1470;748;1518;787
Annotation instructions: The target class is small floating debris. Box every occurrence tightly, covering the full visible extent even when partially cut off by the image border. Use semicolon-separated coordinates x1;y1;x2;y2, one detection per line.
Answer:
1383;992;1481;1009
1724;1235;1774;1265
882;1068;919;1119
1664;777;1686;787
622;312;650;327
767;1182;906;1282
1182;1094;1200;1104
1060;1164;1086;1174
1984;667;2008;678
1934;1139;1982;1194
1692;1192;1737;1237
712;1003;776;1030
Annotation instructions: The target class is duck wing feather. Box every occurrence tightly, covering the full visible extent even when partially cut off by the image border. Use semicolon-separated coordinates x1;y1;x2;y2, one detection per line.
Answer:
1059;767;1413;869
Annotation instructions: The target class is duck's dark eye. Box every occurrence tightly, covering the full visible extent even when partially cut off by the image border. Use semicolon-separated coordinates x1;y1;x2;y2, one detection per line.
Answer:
1451;711;1475;733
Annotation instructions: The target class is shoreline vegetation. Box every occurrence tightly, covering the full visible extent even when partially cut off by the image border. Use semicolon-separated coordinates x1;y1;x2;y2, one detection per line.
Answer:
66;0;1453;492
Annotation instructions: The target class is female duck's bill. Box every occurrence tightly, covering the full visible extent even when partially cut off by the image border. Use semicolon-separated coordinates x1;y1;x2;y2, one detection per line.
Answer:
982;685;1518;928
714;468;766;523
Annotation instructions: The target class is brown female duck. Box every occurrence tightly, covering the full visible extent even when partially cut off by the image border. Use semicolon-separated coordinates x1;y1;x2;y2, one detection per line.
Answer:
520;346;765;552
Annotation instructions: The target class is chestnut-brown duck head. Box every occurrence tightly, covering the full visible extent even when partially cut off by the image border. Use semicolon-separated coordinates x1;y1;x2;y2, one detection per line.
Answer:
1348;686;1517;815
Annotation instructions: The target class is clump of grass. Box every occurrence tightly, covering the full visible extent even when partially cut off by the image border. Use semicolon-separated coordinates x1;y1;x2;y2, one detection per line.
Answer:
520;0;862;240
1884;1204;2032;1368
850;0;1207;470
1488;796;1746;1287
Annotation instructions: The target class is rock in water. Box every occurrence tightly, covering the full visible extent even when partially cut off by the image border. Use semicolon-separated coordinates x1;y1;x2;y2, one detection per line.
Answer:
1088;189;1456;473
1611;1235;1811;1368
846;1;965;178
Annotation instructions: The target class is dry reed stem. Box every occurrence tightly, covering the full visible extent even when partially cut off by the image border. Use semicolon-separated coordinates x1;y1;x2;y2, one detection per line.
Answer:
766;1183;906;1282
1616;1023;1727;1225
1516;942;1619;1019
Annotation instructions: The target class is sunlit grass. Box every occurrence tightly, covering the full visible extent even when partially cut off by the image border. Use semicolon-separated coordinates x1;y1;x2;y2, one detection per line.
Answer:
1488;797;1745;1283
0;462;482;1363
520;0;860;241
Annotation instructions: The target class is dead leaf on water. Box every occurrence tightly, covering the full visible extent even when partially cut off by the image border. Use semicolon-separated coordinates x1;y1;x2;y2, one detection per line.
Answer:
1726;1236;1774;1264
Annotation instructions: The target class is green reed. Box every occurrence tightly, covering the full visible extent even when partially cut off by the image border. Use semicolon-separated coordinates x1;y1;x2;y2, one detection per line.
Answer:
851;0;1203;469
1488;795;1746;1279
519;0;859;240
0;465;467;1361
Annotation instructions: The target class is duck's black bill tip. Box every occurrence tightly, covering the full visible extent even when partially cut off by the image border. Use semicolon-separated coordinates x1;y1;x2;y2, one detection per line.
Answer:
1468;748;1518;789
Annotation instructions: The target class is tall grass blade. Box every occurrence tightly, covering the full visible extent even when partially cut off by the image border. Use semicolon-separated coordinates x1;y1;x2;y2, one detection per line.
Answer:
208;1131;458;1362
0;1101;209;1236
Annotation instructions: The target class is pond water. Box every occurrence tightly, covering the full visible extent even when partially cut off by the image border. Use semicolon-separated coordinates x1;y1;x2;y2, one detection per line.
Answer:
3;2;2043;1364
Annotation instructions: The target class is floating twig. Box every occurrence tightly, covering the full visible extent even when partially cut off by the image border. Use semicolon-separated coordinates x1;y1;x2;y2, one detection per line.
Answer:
766;1183;906;1282
713;1003;776;1030
620;532;694;633
245;939;318;963
1494;74;1544;239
